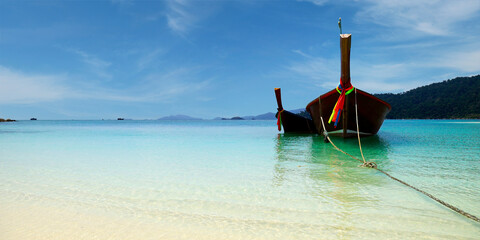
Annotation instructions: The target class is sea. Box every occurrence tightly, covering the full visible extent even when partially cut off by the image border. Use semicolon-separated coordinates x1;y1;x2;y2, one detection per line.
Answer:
0;119;479;239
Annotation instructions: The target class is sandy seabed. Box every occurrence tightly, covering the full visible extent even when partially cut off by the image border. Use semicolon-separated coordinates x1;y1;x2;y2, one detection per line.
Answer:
0;202;197;240
0;201;334;240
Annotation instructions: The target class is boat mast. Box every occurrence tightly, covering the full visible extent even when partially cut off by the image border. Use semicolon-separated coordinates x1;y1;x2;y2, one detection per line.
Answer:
339;18;352;89
274;88;283;111
339;18;352;137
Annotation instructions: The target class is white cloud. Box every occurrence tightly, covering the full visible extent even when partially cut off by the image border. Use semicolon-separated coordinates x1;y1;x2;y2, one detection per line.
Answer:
133;67;212;102
165;0;196;35
356;0;480;36
69;49;112;79
351;63;417;92
137;48;164;71
66;66;212;103
297;0;329;6
292;49;314;59
0;66;69;104
0;65;212;105
164;0;216;36
434;50;480;72
110;0;133;6
287;52;339;88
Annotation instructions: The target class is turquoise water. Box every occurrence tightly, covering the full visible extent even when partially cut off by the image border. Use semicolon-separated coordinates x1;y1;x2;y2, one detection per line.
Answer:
0;120;479;239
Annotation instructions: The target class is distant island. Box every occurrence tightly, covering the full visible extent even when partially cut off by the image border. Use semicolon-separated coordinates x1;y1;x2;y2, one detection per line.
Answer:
241;112;277;120
0;118;16;122
214;112;279;120
220;116;244;120
375;75;480;119
158;115;202;120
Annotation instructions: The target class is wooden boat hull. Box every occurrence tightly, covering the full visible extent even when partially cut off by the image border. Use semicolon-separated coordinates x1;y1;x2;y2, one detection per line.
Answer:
277;110;316;133
306;88;391;137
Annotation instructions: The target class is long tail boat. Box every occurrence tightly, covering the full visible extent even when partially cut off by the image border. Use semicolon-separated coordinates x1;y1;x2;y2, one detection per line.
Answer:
306;22;391;137
275;88;315;133
275;19;391;137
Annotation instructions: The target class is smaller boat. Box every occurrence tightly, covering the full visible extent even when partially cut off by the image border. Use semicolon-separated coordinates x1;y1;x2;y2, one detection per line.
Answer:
275;88;316;133
117;118;124;120
30;118;37;121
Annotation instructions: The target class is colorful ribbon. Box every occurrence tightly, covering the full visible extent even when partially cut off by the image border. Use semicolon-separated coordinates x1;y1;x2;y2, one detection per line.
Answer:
328;80;354;128
277;109;284;131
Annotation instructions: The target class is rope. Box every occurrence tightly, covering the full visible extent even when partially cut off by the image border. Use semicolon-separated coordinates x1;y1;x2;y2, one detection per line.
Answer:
376;168;480;222
319;93;480;223
320;116;365;166
355;89;366;164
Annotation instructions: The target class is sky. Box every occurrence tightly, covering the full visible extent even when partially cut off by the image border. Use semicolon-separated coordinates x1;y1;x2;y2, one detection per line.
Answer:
1;0;479;120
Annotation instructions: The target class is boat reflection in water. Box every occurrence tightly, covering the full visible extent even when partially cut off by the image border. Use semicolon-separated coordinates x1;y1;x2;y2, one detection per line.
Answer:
273;133;391;195
272;133;393;235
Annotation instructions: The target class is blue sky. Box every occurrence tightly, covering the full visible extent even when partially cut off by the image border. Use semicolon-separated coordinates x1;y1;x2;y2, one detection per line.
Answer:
1;0;479;120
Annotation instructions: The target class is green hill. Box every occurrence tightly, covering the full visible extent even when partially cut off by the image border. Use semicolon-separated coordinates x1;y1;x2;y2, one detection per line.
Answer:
374;75;480;119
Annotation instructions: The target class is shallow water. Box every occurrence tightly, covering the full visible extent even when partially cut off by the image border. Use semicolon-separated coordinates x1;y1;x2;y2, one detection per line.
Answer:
0;120;479;239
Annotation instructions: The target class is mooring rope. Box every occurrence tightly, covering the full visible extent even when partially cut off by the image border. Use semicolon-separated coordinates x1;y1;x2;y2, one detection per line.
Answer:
354;89;370;167
319;91;480;223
